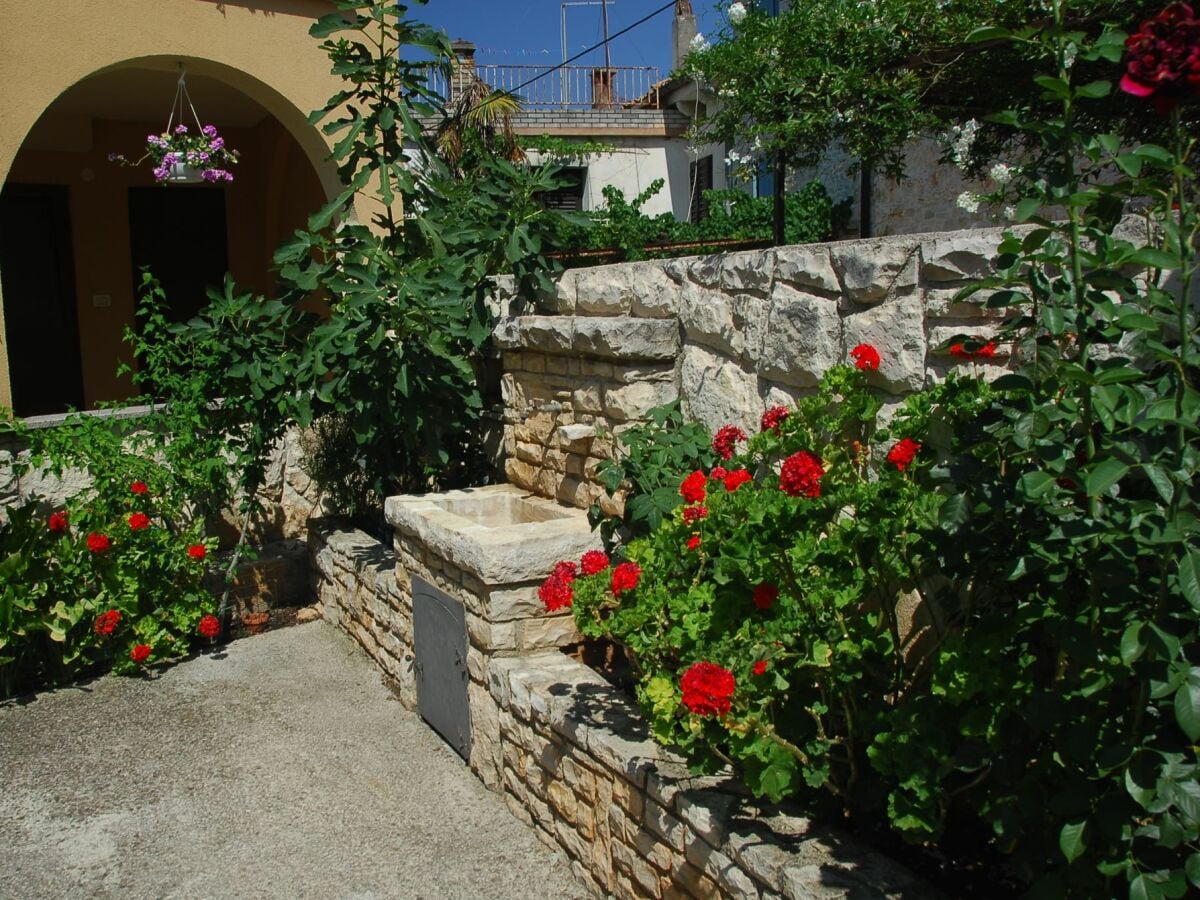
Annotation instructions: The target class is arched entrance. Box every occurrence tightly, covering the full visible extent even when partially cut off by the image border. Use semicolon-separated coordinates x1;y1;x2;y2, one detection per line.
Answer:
0;60;334;417
0;2;349;417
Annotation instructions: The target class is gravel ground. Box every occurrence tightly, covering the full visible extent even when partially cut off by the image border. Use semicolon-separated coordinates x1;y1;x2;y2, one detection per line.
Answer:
0;622;590;900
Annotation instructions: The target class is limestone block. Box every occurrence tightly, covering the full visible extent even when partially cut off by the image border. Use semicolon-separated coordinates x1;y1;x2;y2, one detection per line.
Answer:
688;254;723;288
573;317;681;362
923;287;1008;320
603;381;679;422
549;270;578;314
469;680;503;790
843;293;927;393
755;283;842;388
517;614;581;652
493;315;573;353
829;238;919;304
679;344;763;437
515;442;545;466
921;231;1001;282
719;249;774;294
671;859;721;899
645;801;688;852
612;838;664;897
680;281;742;358
571;385;604;415
774;244;840;294
559;423;597;445
630;263;683;318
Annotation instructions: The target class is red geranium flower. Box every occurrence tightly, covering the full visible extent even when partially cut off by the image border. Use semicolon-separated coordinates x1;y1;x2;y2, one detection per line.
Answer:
198;614;221;639
94;609;121;636
723;469;752;493
752;583;779;610
87;532;112;554
538;574;573;612
127;512;151;531
709;466;728;481
687;535;702;551
760;405;789;434
752;660;769;676
680;470;707;504
779;451;825;498
580;550;610;576
887;438;922;472
611;562;641;594
1120;3;1200;113
130;643;152;664
48;511;69;534
680;661;736;717
849;343;881;370
712;425;747;461
130;481;149;495
551;560;578;583
682;504;708;525
188;544;207;560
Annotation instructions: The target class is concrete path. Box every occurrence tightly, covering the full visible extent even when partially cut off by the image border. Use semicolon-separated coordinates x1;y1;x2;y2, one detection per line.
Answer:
0;623;590;900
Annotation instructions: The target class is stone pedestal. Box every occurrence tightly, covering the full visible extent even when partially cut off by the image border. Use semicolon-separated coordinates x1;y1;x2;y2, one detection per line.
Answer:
385;484;602;787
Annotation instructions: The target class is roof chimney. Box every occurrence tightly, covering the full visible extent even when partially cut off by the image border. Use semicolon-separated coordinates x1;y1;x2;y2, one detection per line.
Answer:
672;0;697;72
449;39;477;103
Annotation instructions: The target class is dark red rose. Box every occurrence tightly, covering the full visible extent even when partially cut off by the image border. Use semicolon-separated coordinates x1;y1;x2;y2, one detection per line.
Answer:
87;532;112;554
611;562;641;594
48;511;69;534
198;614;221;639
680;661;736;717
849;343;881;370
887;438;922;472
94;609;121;636
779;451;824;498
712;425;747;461
580;550;610;576
130;643;152;664
127;512;151;531
680;470;707;504
1121;3;1200;111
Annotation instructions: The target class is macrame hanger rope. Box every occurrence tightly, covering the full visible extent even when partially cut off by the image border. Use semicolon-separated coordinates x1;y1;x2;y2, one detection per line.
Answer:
166;66;204;134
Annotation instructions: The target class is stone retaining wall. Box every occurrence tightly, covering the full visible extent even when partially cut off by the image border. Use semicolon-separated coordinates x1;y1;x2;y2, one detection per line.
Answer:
309;521;934;899
497;227;1016;510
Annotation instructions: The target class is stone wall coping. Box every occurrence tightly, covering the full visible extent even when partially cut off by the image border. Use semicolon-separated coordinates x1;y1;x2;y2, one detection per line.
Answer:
493;315;681;362
384;485;602;585
489;653;939;898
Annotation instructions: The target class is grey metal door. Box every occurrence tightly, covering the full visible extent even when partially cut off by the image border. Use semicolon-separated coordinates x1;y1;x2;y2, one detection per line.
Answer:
412;575;471;761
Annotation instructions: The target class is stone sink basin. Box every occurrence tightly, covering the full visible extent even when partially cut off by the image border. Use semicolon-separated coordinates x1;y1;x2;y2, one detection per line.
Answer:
384;484;601;585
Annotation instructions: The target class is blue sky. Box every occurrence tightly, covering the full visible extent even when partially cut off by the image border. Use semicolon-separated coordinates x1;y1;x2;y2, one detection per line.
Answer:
412;1;726;77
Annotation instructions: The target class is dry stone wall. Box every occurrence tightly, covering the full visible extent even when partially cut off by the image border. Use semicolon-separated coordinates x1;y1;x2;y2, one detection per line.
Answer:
497;226;1016;509
310;520;935;899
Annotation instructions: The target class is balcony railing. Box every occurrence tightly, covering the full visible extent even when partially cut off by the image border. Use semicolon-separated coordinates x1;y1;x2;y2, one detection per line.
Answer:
427;64;661;110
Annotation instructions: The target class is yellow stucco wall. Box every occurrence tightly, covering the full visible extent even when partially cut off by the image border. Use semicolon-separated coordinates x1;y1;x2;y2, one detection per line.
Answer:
0;0;347;412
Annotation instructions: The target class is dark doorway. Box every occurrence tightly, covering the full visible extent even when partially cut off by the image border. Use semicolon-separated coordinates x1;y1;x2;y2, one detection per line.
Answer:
0;183;85;417
128;186;229;324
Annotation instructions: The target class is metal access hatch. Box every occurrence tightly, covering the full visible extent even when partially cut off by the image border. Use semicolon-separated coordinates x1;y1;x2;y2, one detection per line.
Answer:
412;575;471;761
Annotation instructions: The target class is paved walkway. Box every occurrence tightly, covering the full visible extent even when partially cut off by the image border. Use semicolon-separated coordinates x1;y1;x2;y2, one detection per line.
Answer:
0;623;589;900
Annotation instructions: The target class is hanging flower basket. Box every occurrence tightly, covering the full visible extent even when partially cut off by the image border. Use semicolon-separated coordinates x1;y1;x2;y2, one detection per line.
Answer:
108;70;240;185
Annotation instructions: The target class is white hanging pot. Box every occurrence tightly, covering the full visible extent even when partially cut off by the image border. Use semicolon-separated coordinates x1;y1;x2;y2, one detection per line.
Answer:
165;161;203;184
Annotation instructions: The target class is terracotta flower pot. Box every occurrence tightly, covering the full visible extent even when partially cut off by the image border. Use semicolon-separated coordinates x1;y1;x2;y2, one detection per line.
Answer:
241;611;270;635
